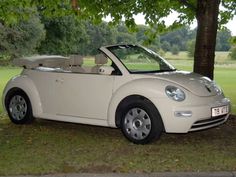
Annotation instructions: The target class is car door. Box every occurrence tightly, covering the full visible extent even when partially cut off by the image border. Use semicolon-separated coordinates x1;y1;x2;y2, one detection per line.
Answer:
27;69;57;115
55;72;114;120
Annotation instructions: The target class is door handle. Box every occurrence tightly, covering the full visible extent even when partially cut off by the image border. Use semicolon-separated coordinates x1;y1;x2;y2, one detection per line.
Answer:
55;78;64;83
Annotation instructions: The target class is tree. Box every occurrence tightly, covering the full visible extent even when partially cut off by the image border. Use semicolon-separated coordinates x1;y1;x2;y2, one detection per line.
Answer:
84;21;116;55
229;36;236;60
115;23;137;44
116;32;137;44
187;40;196;58
0;12;45;59
216;28;232;51
136;25;149;43
229;46;236;60
160;27;194;51
38;15;89;55
161;41;171;52
171;45;180;55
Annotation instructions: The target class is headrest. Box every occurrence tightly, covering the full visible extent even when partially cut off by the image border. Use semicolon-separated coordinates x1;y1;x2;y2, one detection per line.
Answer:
95;54;108;65
69;55;83;66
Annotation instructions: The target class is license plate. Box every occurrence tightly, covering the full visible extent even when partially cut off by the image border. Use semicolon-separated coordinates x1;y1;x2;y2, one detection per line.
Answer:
212;105;229;117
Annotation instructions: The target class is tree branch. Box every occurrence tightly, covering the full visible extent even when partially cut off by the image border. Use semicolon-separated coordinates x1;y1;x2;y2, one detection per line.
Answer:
71;0;79;10
178;0;197;12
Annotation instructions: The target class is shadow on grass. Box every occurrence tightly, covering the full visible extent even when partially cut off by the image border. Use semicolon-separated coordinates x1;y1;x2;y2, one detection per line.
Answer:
0;114;235;175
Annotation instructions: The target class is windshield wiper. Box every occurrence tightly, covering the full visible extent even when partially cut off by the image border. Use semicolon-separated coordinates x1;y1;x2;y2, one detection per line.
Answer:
131;69;177;74
159;69;177;72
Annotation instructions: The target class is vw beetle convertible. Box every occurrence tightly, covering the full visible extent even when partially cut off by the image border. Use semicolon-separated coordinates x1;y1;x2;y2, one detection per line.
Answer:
2;44;231;144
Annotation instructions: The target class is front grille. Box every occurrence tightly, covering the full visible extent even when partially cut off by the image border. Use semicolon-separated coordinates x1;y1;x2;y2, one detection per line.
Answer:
190;114;229;131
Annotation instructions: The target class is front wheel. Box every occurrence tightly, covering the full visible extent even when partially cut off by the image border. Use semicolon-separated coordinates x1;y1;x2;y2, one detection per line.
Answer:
6;90;34;124
120;99;164;144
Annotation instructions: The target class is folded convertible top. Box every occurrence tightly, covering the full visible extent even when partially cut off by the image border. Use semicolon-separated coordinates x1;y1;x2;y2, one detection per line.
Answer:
13;55;69;69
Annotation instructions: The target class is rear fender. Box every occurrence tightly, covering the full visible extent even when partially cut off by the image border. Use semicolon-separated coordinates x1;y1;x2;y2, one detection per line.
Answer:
3;75;42;117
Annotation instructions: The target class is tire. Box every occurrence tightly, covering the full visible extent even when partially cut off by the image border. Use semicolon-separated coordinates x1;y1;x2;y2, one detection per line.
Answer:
5;90;34;124
120;98;163;144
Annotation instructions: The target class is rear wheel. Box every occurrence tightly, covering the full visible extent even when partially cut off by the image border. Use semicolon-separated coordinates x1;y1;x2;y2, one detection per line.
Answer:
6;90;34;124
120;98;163;144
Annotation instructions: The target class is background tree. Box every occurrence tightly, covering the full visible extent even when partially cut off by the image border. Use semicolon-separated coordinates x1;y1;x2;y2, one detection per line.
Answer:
84;21;116;55
160;27;194;51
136;25;149;43
116;32;137;44
116;23;137;44
161;41;171;52
38;15;88;55
0;11;45;59
229;46;236;60
187;40;196;57
216;28;232;51
171;45;180;55
229;37;236;60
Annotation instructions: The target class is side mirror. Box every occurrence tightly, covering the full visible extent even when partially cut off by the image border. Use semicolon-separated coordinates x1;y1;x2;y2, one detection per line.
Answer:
98;66;115;75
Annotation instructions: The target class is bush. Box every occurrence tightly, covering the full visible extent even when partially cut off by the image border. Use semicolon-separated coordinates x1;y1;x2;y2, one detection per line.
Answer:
0;55;11;66
187;40;195;57
229;45;236;60
148;45;160;53
157;48;166;57
161;41;171;52
171;45;179;55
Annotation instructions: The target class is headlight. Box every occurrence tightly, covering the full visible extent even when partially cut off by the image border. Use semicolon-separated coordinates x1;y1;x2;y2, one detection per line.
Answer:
201;77;222;95
212;81;222;95
165;85;185;101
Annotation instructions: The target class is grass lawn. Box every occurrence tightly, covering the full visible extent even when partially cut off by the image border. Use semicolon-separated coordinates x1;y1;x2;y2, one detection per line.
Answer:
0;52;236;175
0;116;235;175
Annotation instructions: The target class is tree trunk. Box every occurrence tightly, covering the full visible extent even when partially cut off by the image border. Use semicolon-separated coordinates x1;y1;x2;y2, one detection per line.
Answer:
194;0;220;80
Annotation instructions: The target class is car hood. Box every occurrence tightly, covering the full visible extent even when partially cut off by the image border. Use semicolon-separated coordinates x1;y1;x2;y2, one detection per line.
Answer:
138;71;221;97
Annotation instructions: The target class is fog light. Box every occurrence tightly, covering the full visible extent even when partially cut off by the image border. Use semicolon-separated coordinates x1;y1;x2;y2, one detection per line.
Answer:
174;111;192;117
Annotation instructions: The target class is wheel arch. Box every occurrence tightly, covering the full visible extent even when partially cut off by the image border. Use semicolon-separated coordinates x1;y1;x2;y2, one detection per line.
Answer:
108;93;166;132
4;87;27;105
107;78;167;129
3;76;43;117
115;94;150;128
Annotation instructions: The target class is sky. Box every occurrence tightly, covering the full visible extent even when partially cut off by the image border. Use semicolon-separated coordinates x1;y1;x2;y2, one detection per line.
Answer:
133;13;236;36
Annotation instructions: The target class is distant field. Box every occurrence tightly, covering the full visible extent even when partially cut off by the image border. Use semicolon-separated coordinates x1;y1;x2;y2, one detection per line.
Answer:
165;51;192;60
165;51;231;62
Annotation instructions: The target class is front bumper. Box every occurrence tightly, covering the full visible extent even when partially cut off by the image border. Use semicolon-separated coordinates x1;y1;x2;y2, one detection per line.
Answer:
151;95;231;133
189;114;229;131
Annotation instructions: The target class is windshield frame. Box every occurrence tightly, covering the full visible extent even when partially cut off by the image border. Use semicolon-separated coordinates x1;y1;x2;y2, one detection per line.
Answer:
106;44;176;74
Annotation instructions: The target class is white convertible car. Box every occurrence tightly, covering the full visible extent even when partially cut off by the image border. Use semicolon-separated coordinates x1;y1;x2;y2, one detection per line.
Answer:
2;44;231;144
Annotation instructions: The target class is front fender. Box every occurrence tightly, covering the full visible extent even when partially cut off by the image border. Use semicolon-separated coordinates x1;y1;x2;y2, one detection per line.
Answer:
107;78;170;127
2;75;42;117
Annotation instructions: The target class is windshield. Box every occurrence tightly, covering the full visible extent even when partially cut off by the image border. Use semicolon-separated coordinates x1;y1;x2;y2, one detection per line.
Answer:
107;45;176;73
